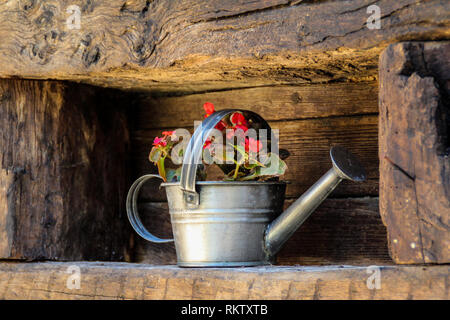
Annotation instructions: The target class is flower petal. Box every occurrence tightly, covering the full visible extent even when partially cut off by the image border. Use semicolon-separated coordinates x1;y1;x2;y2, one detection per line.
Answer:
153;136;167;147
248;137;262;152
203;138;212;149
230;112;247;126
203;102;215;115
214;120;226;131
235;124;248;132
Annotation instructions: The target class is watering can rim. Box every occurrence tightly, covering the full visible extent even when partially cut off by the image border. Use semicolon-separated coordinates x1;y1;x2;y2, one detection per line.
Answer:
161;180;288;187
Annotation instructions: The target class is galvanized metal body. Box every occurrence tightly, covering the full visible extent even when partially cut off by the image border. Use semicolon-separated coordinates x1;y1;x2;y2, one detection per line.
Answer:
162;181;286;266
126;109;366;267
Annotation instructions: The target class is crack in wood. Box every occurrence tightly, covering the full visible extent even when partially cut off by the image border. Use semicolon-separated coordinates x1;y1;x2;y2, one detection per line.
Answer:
412;175;426;264
312;278;322;300
379;41;450;264
0;0;447;92
338;0;380;15
382;155;415;181
190;1;295;24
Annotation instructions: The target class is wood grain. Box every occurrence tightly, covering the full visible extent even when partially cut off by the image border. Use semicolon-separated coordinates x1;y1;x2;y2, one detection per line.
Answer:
0;0;449;93
134;82;379;129
0;79;133;261
134;198;391;266
0;262;447;299
133;202;176;265
278;197;391;265
379;41;450;264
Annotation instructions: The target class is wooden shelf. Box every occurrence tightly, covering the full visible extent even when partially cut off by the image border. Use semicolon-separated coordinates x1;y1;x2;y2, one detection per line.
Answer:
0;262;447;300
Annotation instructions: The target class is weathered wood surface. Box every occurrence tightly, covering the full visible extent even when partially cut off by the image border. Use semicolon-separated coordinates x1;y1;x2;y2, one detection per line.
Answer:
0;262;447;299
133;115;379;200
134;82;379;129
277;198;390;265
0;79;133;261
134;198;391;266
379;42;450;264
0;0;449;93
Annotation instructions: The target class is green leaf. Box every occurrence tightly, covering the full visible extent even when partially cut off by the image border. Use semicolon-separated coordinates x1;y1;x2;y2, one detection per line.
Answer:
259;153;287;177
149;147;162;164
157;157;166;181
240;153;287;181
166;167;182;182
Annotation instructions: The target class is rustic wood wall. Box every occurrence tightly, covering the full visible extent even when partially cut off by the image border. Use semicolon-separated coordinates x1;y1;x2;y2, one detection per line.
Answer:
0;79;133;261
129;81;392;265
379;42;450;264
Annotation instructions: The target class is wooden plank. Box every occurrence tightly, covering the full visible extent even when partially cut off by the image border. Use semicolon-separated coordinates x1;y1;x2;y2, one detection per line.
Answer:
132;115;379;200
0;262;447;299
0;79;132;261
379;41;450;264
134;198;390;266
134;82;379;129
277;197;391;265
133;202;177;265
0;1;448;92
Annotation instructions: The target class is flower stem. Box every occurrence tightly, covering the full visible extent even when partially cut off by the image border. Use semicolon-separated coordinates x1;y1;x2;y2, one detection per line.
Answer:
233;163;240;180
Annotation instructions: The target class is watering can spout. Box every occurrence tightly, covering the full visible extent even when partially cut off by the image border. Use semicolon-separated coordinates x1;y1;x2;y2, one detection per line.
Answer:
264;146;367;258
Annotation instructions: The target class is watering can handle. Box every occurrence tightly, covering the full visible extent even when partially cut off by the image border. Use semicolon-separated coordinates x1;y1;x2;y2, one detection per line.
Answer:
179;109;272;206
126;174;174;243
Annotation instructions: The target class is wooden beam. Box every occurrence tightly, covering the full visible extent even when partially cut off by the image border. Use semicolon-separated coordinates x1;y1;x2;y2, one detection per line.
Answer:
379;41;450;264
0;79;133;261
0;1;448;92
0;262;447;299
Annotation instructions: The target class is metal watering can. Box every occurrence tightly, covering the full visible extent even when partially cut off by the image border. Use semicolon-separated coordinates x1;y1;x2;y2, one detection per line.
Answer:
127;109;366;267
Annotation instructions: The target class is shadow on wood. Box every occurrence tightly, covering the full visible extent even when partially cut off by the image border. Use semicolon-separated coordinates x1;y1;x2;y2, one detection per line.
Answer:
0;79;133;261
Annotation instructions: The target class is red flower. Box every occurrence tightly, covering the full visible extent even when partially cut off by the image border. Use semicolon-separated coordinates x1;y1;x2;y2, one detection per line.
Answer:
153;136;167;147
226;129;236;140
226;124;248;141
245;137;262;153
202;103;229;132
203;102;215;118
203;138;212;150
230;112;247;126
162;131;175;136
215;120;227;131
234;124;248;132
